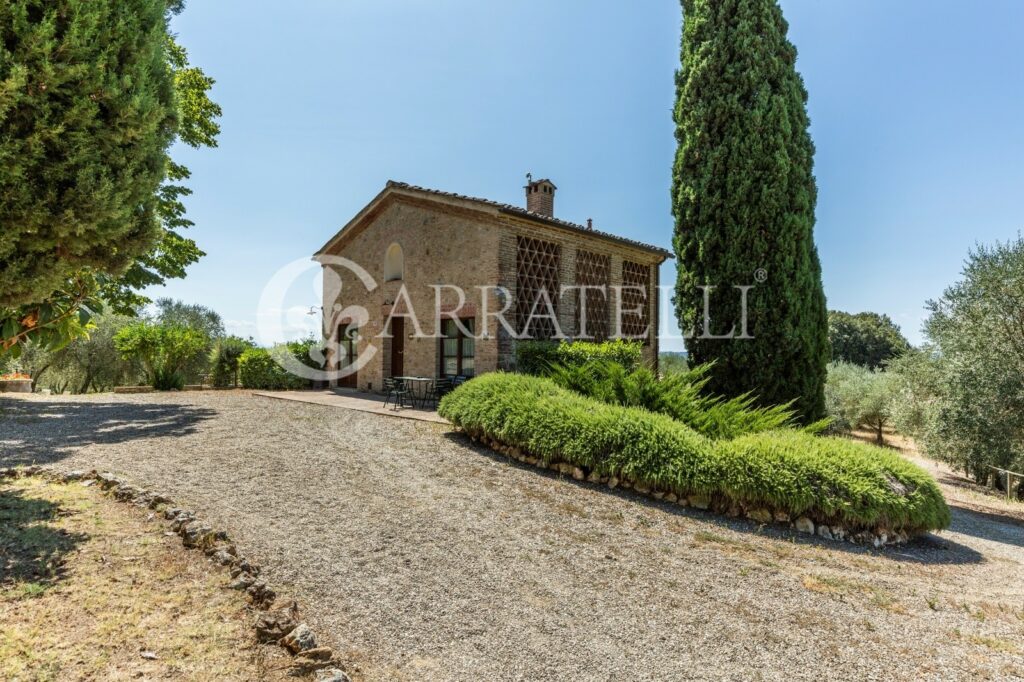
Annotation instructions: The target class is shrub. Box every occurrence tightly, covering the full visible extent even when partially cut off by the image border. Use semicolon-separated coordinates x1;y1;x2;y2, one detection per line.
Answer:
238;348;301;390
282;335;327;373
515;340;643;375
209;336;254;387
237;341;321;391
719;431;950;533
825;362;898;444
547;360;801;440
113;322;209;391
439;373;950;533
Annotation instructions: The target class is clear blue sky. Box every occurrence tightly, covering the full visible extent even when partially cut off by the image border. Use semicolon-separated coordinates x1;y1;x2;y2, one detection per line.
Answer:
156;0;1024;349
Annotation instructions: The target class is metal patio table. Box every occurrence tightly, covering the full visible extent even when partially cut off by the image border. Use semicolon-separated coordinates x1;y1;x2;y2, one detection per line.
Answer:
394;376;434;408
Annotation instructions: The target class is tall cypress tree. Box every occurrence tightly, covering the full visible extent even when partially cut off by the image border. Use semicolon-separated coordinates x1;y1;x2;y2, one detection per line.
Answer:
671;0;829;421
0;0;177;309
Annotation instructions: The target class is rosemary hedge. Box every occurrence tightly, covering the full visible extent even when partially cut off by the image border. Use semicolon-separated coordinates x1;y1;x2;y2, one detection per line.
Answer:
439;373;949;534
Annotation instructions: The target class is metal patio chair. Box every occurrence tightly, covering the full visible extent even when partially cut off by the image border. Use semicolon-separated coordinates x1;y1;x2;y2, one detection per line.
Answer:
424;377;453;409
383;377;411;410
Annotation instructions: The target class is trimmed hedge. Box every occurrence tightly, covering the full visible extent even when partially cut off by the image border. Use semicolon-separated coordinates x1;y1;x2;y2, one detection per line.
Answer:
516;340;643;375
238;338;326;390
438;373;950;534
238;347;306;390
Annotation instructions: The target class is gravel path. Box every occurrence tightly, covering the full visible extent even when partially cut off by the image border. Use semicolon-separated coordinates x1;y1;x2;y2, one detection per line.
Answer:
2;392;1023;681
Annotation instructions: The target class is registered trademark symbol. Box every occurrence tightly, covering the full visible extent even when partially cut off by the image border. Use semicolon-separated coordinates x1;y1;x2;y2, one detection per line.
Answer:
754;268;768;283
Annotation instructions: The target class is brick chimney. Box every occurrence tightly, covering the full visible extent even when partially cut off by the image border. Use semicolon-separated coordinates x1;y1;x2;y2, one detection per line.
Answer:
525;175;556;217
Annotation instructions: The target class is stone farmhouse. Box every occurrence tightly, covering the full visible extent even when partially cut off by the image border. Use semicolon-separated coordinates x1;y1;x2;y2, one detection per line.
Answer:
313;178;671;392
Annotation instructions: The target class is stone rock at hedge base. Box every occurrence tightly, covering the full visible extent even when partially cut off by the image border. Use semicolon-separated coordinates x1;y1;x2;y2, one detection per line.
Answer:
290;652;337;677
687;495;710;510
282;623;318;653
255;603;299;642
300;647;334;662
853;531;874;545
230;573;257;590
746;508;773;524
816;524;833;540
794;517;815;534
247;581;277;607
148;494;172;509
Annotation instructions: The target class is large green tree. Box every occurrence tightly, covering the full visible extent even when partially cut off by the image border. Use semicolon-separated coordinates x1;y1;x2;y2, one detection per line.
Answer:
0;0;175;307
671;0;829;421
891;237;1024;483
828;310;910;369
0;0;220;354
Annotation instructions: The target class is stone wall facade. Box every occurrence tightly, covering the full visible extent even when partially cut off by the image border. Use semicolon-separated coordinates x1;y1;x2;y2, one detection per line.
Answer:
319;189;665;392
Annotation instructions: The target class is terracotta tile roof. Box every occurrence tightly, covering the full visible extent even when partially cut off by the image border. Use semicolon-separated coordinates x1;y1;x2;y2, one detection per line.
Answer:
387;181;673;260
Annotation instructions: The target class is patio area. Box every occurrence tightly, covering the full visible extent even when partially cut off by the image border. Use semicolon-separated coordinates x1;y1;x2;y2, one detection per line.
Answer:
252;388;449;424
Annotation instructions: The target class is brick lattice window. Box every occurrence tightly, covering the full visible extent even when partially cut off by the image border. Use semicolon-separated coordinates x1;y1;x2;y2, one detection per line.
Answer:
620;260;650;343
575;250;611;340
515;236;561;339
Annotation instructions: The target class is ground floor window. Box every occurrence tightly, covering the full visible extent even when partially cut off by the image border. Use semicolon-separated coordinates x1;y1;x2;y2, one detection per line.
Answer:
441;318;475;377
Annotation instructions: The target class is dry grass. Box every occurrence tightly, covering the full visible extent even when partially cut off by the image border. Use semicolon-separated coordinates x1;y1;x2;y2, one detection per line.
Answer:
800;573;906;614
0;476;292;681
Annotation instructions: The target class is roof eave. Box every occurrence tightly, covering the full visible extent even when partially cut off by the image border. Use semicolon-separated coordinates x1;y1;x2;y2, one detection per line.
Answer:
313;180;675;263
313;183;398;258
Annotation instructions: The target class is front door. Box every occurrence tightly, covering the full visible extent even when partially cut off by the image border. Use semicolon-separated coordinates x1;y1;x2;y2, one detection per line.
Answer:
337;323;358;388
390;318;405;377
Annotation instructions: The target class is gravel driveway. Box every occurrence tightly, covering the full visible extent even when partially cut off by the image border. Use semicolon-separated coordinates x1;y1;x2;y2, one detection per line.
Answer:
2;392;1023;681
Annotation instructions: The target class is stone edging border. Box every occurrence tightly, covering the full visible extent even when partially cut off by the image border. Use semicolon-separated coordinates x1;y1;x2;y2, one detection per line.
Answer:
0;465;349;682
463;431;913;548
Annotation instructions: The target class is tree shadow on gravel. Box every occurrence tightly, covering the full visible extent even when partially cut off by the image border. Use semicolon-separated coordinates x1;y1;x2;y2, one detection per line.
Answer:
0;486;88;597
443;432;985;567
0;399;216;467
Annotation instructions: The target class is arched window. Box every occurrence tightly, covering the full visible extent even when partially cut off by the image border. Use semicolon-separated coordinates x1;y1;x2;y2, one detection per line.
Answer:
384;243;404;282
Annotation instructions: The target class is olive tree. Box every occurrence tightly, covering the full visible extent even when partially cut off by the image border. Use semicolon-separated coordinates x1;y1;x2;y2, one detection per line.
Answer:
892;236;1024;483
824;362;898;445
